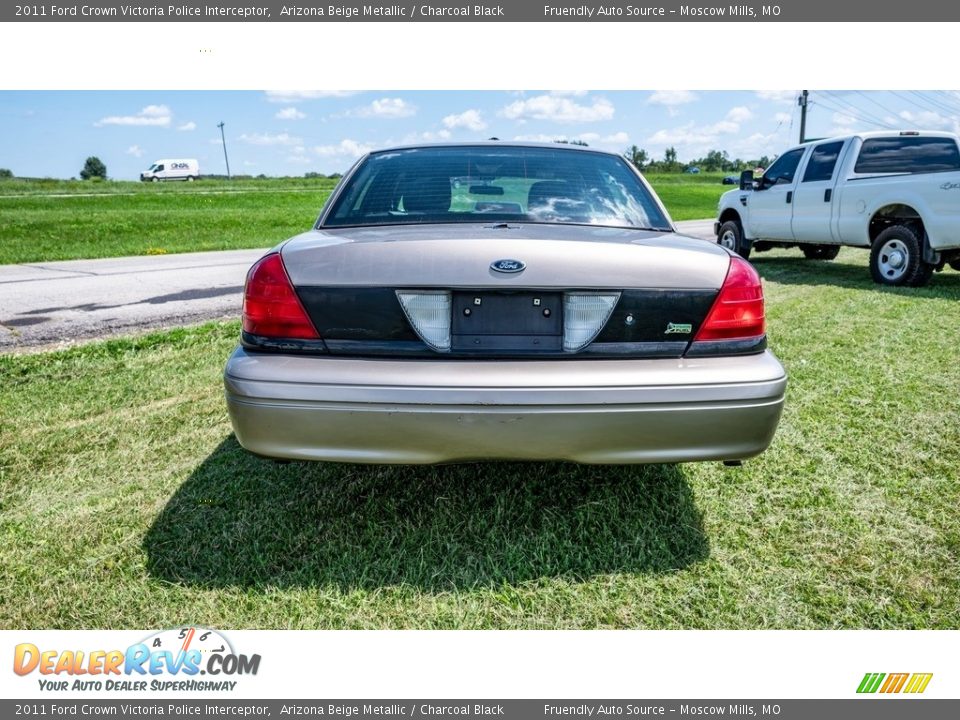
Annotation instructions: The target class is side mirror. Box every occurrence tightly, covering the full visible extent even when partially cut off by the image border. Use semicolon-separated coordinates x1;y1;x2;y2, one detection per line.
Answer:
739;170;754;191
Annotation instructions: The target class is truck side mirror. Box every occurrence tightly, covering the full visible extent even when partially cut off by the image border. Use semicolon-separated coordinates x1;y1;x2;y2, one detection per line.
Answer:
739;170;754;191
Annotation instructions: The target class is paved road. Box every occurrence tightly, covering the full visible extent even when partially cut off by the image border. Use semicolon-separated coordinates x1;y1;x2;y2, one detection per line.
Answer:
0;220;716;350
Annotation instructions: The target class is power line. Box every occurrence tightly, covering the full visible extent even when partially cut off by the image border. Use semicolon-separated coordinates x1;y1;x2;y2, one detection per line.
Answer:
854;91;900;120
903;91;960;118
933;91;960;114
818;91;896;129
889;90;938;115
811;94;895;130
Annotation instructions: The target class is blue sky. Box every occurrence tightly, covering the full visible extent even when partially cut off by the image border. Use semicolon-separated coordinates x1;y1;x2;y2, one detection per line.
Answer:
2;90;960;179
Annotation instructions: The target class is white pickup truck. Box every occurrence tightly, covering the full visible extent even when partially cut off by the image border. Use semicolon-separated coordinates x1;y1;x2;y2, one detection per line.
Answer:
715;131;960;286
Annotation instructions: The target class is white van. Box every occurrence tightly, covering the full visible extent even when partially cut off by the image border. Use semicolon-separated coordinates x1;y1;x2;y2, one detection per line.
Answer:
140;158;200;182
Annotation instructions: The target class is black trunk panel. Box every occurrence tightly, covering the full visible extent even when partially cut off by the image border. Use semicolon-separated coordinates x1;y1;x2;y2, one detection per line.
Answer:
293;286;719;358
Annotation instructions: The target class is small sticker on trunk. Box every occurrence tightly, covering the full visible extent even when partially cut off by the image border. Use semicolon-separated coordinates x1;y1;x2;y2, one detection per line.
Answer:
665;322;692;335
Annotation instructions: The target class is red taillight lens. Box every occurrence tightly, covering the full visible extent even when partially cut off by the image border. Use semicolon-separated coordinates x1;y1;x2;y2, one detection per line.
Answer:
242;253;320;339
694;256;765;341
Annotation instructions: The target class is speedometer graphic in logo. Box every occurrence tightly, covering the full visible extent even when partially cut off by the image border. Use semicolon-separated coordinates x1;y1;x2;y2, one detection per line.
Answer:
141;627;234;659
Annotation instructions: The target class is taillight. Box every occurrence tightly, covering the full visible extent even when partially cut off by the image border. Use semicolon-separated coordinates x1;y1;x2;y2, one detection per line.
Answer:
242;253;320;339
693;256;765;341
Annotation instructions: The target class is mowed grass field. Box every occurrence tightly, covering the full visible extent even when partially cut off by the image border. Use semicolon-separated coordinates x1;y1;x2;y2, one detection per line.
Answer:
0;174;729;264
2;247;959;629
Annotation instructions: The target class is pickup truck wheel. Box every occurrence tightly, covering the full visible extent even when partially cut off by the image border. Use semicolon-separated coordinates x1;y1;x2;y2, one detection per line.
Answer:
801;244;841;261
718;220;751;259
870;225;934;287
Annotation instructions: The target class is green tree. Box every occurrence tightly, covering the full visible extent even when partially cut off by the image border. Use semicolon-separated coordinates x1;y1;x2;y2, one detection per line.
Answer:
662;146;680;172
625;145;648;169
80;156;107;180
0;168;13;179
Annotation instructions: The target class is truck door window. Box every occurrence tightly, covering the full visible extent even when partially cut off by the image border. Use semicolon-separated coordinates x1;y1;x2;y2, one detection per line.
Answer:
802;141;844;183
762;148;804;186
854;137;960;174
155;164;164;171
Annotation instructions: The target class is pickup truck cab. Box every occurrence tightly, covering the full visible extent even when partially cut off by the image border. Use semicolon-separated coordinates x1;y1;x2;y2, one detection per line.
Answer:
715;131;960;286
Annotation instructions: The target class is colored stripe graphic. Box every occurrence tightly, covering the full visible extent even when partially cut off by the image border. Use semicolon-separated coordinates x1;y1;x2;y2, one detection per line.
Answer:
880;673;909;693
857;672;932;694
904;673;933;694
857;673;885;693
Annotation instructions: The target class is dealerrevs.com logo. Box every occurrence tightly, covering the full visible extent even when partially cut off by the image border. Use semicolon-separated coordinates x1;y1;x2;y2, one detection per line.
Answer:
857;672;933;694
13;627;261;692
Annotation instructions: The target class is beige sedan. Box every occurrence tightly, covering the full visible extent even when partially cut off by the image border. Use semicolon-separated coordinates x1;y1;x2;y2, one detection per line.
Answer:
224;142;786;464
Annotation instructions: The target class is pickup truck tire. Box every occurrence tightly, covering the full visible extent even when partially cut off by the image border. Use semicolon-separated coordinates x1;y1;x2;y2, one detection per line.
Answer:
869;225;934;287
801;244;841;261
717;220;751;259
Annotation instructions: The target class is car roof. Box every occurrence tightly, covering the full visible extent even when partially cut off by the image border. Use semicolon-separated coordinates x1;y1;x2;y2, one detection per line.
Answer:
364;140;622;158
789;130;959;150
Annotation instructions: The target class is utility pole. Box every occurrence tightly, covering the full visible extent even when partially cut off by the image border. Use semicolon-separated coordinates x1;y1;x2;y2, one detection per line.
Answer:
798;90;809;143
217;121;231;179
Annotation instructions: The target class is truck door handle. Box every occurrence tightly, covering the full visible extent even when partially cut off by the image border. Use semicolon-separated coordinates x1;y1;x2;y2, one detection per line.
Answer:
786;191;793;204
824;188;832;202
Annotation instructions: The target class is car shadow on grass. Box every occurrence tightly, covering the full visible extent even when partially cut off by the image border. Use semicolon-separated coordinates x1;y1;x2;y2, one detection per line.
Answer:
143;436;709;592
751;255;960;298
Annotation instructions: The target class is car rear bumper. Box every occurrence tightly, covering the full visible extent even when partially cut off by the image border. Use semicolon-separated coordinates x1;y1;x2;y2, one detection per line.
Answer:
224;348;787;464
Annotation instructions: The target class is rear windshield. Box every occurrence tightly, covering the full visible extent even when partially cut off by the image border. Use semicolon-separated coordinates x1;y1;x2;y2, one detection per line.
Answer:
322;146;671;230
854;137;960;174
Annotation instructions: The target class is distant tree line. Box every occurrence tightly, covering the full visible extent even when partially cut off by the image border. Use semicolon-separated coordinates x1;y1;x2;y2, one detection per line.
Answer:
625;145;774;173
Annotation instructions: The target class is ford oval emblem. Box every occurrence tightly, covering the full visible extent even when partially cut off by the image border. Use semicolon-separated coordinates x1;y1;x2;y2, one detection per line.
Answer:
490;258;525;274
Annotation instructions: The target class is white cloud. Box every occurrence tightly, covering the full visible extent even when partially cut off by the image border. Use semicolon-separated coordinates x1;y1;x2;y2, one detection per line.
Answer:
95;104;171;127
125;145;144;158
177;121;196;131
756;90;797;104
549;90;589;97
286;154;312;165
898;109;959;132
648;116;742;146
243;160;257;167
648;90;697;107
139;105;169;117
352;98;416;119
238;132;302;146
500;94;615;123
442;109;487;131
275;107;306;120
265;90;358;103
774;112;792;124
512;131;629;149
401;130;452;144
726;106;754;123
727;131;789;159
831;111;858;128
313;139;374;157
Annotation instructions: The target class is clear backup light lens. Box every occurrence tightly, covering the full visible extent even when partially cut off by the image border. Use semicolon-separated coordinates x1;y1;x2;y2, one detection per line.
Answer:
396;290;452;352
563;292;620;352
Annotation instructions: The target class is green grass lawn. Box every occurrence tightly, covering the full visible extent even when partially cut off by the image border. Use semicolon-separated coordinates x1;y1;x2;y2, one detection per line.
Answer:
0;174;726;264
2;248;958;629
0;179;338;264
